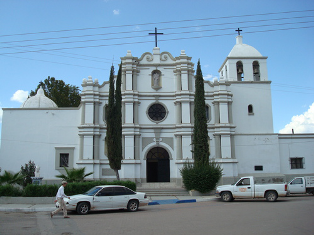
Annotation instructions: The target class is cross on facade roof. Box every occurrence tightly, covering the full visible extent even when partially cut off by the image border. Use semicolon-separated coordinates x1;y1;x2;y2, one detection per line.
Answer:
149;27;164;47
235;28;242;35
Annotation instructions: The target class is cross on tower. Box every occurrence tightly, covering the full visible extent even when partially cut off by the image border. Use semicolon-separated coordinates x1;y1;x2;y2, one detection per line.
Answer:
235;28;242;35
149;27;164;47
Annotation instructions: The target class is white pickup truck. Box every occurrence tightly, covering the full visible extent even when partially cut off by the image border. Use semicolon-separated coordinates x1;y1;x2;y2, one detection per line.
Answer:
216;176;288;202
287;176;314;195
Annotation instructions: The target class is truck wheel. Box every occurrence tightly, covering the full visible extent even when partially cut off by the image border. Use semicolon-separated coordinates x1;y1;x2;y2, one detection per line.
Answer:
221;192;233;202
76;202;90;215
265;191;278;202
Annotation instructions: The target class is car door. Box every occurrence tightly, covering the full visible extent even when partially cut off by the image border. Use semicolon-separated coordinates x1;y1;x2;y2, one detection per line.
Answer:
112;187;129;209
233;178;253;198
93;187;114;210
289;178;305;194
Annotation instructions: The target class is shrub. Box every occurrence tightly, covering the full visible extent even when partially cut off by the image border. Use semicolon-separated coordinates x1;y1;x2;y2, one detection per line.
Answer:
180;161;222;193
23;184;58;197
2;180;137;197
0;170;24;186
0;185;23;196
55;167;93;182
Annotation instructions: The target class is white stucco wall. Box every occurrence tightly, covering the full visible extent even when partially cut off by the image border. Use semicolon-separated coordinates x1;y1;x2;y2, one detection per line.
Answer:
278;134;314;175
230;82;274;134
234;134;281;175
0;108;80;179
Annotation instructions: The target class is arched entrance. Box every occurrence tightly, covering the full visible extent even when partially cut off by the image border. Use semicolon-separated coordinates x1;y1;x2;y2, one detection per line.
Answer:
146;147;170;182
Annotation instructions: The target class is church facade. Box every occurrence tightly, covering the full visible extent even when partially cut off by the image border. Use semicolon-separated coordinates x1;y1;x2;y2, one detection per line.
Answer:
1;35;313;186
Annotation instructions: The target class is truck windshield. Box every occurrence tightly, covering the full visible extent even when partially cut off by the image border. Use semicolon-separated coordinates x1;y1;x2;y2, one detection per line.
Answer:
82;186;102;196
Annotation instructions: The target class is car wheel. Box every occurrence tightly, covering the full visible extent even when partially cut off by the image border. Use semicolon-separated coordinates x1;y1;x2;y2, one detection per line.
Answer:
221;192;233;202
76;202;90;215
127;200;139;212
265;191;278;202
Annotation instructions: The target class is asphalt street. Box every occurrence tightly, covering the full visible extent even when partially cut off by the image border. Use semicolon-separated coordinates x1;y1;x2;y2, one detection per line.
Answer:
0;195;313;235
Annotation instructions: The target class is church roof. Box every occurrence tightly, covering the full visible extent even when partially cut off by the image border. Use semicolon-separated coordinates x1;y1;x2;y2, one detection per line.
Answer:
20;86;58;108
228;35;263;57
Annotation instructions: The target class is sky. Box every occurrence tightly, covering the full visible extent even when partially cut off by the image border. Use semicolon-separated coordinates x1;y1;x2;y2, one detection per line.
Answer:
0;0;314;140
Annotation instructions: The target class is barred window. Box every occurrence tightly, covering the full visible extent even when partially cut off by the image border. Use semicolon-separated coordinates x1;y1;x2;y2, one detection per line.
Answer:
290;157;304;169
60;153;69;167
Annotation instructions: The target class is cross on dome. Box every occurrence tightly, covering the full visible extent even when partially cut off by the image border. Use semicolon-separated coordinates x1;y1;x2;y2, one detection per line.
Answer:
235;28;242;35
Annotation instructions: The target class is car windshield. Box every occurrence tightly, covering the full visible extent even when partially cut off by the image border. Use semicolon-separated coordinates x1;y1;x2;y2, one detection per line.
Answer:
82;186;102;196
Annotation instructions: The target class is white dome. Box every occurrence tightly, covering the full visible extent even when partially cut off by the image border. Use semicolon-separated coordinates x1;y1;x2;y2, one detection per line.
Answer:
20;87;58;108
228;36;262;57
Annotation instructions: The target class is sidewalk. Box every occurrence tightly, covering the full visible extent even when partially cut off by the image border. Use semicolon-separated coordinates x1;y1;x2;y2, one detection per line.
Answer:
0;195;217;213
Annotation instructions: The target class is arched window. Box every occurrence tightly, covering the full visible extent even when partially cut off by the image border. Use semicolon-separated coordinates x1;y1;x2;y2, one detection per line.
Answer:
205;105;211;122
225;65;228;79
236;61;243;81
253;61;260;81
248;104;254;114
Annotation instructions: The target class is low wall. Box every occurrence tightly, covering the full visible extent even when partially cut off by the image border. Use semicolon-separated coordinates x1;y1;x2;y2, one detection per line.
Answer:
0;197;55;204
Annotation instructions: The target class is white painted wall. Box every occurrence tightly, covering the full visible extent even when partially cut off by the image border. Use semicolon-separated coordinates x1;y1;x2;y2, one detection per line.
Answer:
230;82;274;133
278;134;314;175
233;134;281;175
0;108;80;180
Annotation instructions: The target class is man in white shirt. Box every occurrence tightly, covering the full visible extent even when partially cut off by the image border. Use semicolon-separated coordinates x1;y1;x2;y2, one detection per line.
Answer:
50;181;70;218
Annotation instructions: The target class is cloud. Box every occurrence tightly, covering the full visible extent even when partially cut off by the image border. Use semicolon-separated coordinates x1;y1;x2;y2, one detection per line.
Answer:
203;74;218;81
113;9;120;15
133;26;141;31
279;102;314;134
10;90;29;103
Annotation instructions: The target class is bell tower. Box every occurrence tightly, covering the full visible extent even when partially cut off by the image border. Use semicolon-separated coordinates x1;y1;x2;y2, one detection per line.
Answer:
218;35;268;82
217;33;274;134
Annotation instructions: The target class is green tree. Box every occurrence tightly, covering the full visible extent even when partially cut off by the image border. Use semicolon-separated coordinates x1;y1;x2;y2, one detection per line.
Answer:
114;63;123;179
55;167;93;183
180;162;222;193
193;59;210;167
180;60;222;193
0;170;24;185
20;160;36;187
106;64;123;180
30;76;81;107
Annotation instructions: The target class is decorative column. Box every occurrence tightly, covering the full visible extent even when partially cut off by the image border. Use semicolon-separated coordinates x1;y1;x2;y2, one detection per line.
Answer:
124;135;135;159
182;135;192;159
176;71;181;91
134;135;140;160
94;135;100;160
175;135;182;160
175;102;181;124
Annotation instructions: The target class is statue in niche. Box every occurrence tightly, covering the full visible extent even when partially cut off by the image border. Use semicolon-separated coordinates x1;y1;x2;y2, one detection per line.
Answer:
35;165;40;177
152;71;161;89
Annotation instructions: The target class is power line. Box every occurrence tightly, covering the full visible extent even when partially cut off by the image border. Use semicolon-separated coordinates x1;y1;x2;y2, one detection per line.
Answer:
1;25;313;55
1;15;313;44
1;9;313;37
2;18;313;49
4;55;108;70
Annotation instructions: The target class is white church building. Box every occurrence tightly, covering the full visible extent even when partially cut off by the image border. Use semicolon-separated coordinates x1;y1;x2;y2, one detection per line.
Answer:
1;35;313;186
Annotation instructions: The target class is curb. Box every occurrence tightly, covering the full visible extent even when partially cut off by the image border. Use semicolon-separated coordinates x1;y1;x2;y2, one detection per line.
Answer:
0;207;55;213
148;198;215;205
0;198;216;212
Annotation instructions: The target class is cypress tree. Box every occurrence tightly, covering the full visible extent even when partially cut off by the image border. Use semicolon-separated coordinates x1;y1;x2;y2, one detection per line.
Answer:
193;59;210;167
106;64;123;181
114;63;122;180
